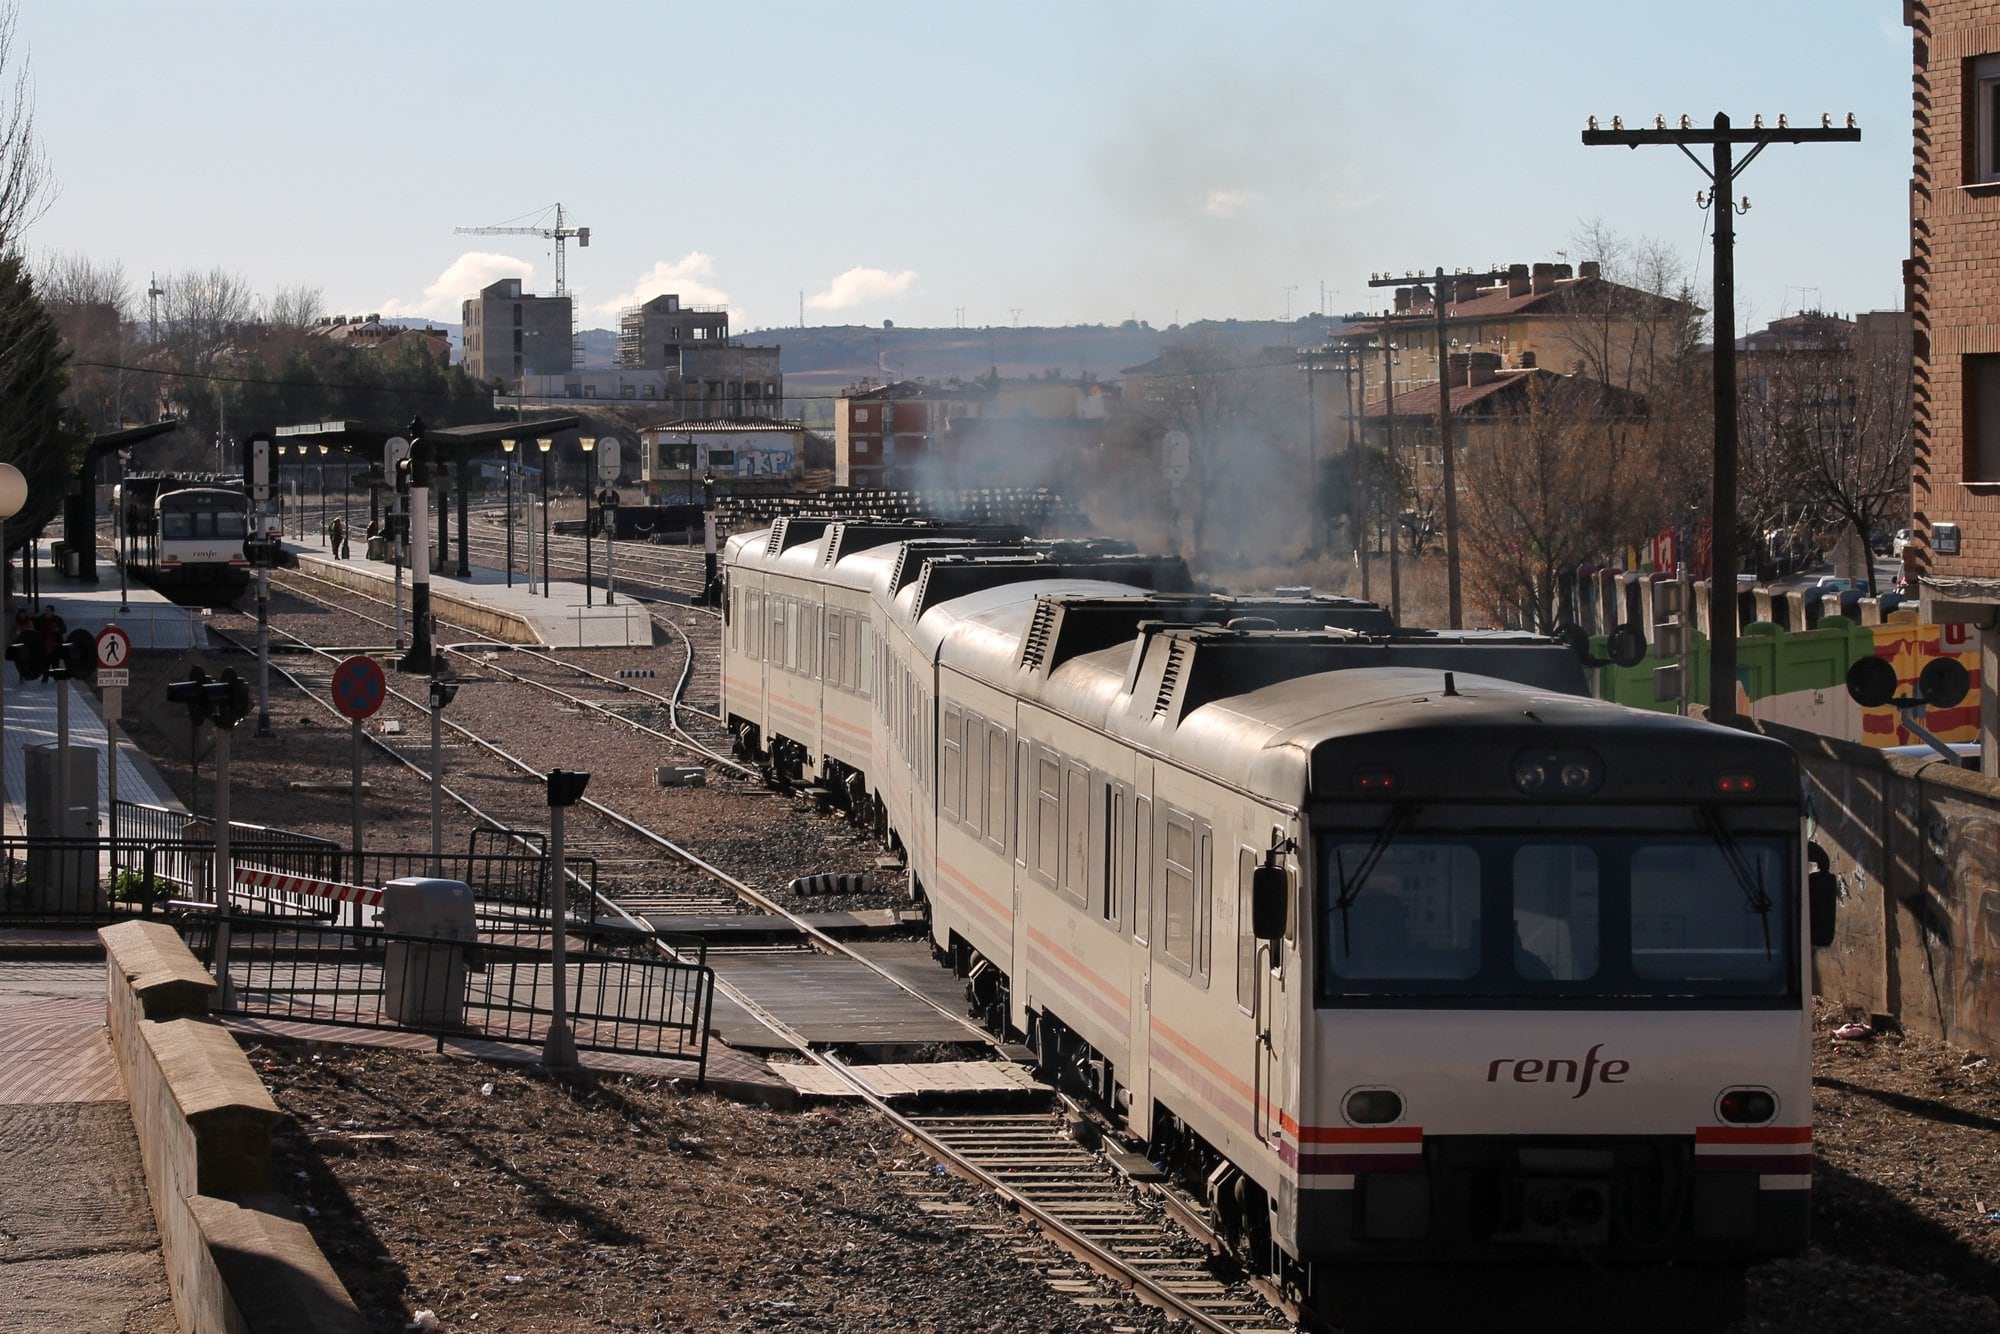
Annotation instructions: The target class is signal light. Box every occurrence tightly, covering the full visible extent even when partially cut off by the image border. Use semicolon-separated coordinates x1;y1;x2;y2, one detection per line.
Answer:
7;635;46;682
1717;1088;1777;1125
165;666;212;723
546;768;590;808
54;629;94;682
1353;767;1398;793
1716;771;1758;795
1513;749;1604;796
429;677;459;709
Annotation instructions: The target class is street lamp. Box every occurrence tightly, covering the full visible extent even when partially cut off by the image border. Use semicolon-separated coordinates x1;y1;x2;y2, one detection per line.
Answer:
536;436;552;597
501;438;517;588
579;436;597;607
0;462;27;810
318;443;329;535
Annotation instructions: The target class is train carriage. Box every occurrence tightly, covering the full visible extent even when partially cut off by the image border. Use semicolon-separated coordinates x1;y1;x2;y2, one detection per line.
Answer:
112;477;253;603
722;519;1820;1325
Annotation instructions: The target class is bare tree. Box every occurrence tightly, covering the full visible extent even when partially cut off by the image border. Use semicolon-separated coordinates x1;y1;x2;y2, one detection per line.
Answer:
266;283;325;330
0;3;48;254
37;250;133;431
1738;325;1911;593
1460;375;1652;631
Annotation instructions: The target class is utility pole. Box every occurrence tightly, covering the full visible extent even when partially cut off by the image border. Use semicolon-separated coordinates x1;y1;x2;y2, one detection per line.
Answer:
1367;267;1509;629
1583;112;1859;723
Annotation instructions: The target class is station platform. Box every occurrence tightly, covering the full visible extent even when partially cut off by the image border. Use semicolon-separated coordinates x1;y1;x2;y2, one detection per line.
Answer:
1;540;186;838
286;528;653;650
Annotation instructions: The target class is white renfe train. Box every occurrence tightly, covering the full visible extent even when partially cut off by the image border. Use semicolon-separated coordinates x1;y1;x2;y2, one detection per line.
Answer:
112;476;253;603
721;516;1821;1326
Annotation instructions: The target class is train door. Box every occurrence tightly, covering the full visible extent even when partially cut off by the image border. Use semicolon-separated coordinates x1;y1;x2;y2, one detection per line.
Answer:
1240;842;1286;1153
1126;761;1156;1138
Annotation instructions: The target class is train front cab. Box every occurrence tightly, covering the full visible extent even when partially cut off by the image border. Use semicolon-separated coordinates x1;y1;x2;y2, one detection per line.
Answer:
1273;720;1812;1318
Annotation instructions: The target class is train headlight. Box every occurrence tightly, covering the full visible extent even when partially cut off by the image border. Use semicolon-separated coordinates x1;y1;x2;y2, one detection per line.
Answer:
1716;1087;1777;1125
1512;749;1603;797
1344;1087;1404;1125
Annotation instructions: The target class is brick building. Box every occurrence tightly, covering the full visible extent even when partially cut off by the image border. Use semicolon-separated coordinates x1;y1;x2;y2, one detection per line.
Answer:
833;381;989;489
1910;1;2000;770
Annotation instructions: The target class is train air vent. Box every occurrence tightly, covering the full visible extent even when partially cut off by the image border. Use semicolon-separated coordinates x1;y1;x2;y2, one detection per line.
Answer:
765;521;787;556
1153;640;1189;718
1021;602;1056;670
889;547;913;591
823;524;843;565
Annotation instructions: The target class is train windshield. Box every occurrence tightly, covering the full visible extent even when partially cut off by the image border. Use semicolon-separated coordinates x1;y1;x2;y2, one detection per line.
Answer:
1315;830;1796;1005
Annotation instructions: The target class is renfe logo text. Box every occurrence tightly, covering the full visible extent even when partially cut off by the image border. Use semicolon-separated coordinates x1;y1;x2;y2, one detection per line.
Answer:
1487;1043;1629;1099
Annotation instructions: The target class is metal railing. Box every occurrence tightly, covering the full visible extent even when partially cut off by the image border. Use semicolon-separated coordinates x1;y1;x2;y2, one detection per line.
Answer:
178;911;713;1079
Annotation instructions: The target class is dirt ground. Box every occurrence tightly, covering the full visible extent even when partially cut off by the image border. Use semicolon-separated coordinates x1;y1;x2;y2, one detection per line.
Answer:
246;996;2000;1334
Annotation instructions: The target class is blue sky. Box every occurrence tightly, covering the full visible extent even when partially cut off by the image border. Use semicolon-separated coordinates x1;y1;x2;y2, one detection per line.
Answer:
19;0;1910;336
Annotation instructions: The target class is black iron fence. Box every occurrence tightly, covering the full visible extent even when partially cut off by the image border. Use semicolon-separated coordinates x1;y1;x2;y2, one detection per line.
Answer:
178;911;713;1079
5;820;596;931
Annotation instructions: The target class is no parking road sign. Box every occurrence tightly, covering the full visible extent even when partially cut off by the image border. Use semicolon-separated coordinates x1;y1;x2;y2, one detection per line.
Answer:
331;654;386;720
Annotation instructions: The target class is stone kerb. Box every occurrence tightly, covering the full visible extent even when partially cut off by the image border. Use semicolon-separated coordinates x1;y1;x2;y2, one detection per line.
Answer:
99;923;365;1332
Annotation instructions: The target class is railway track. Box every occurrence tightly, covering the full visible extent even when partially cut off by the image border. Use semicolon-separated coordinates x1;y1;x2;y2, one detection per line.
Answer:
220;559;1299;1331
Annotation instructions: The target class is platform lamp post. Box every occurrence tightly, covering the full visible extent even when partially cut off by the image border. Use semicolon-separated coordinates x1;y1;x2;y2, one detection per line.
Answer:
542;767;590;1072
501;438;517;588
318;444;328;535
0;462;26;805
579;436;596;608
537;436;552;597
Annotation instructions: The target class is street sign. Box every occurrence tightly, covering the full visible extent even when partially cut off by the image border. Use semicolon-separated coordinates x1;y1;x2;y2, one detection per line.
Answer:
95;625;131;684
331;654;387;720
597;439;621;483
96;625;131;670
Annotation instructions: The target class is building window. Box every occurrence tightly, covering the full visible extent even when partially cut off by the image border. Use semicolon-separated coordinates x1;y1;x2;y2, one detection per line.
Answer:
1969;354;2000;481
1974;54;2000;184
854;408;870;424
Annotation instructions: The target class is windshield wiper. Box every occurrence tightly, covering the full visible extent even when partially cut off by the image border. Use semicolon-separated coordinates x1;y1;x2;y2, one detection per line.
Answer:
1697;807;1774;958
1332;804;1418;955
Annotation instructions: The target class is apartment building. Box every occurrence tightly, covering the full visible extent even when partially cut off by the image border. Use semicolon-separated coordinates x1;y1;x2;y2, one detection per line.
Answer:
1910;0;2000;768
461;278;572;386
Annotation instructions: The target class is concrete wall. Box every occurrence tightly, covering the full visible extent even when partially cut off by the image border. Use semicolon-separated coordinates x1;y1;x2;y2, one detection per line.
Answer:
99;922;365;1333
1756;720;2000;1052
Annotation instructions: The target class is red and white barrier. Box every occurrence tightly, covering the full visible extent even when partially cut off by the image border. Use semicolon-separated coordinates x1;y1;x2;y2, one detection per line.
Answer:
233;866;381;907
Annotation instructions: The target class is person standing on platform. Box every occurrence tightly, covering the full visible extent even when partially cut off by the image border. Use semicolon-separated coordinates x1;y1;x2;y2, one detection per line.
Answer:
329;516;347;560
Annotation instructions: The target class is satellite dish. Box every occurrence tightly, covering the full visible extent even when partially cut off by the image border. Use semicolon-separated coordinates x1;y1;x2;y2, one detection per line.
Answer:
1845;655;1899;709
1918;657;1971;711
1606;623;1648;669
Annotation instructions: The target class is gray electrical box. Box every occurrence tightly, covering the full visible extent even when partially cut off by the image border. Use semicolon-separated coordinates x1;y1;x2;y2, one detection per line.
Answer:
25;743;99;912
378;877;475;1026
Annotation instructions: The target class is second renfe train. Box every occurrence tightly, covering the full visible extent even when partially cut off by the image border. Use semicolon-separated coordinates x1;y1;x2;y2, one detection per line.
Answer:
720;515;1819;1325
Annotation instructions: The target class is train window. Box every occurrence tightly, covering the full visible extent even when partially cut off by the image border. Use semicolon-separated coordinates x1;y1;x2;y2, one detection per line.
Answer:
1322;843;1482;985
1133;796;1152;945
1630;841;1788;989
963;715;985;838
1033;749;1061;888
1102;782;1124;930
986;725;1009;854
216;511;247;538
1164;813;1195;970
163;512;192;539
941;705;963;821
848;618;863;696
1060;761;1090;906
1237;848;1258;1011
1512;844;1599;982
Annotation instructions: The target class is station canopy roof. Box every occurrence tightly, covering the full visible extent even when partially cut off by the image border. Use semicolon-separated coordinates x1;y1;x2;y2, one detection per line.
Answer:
272;416;582;465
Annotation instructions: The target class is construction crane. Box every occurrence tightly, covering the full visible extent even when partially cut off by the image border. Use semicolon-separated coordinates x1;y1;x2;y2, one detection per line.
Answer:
454;202;591;297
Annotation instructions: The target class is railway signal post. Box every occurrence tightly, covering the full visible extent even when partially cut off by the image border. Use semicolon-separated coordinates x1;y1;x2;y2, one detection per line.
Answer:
597;438;621;605
249;433;274;737
330;654;386;876
384;434;411;652
543;767;590;1072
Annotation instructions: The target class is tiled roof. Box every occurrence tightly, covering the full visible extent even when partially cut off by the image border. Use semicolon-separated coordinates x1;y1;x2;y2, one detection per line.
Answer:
1362;367;1649;419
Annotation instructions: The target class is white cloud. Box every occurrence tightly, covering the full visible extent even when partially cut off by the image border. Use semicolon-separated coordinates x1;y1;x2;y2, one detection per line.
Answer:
378;252;532;321
587;253;730;322
1201;188;1264;219
806;266;918;312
